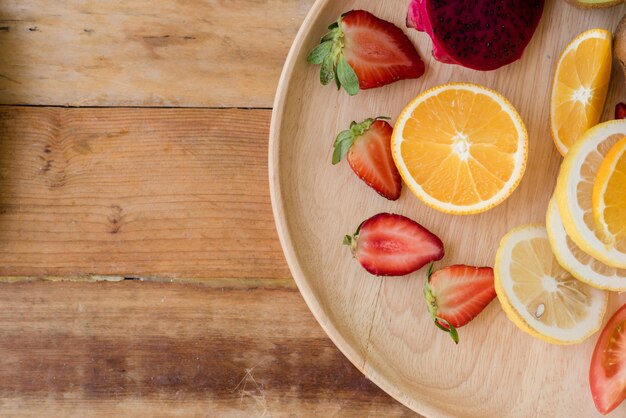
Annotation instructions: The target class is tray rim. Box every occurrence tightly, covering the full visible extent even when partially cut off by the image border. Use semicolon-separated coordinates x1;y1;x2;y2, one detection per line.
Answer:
268;1;444;416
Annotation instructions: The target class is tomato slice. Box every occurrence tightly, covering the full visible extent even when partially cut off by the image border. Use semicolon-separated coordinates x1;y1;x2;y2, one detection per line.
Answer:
590;303;626;415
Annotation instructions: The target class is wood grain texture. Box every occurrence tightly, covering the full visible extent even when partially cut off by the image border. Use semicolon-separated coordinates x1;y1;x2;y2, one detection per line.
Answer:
0;0;314;107
0;281;415;417
270;0;626;416
0;107;290;280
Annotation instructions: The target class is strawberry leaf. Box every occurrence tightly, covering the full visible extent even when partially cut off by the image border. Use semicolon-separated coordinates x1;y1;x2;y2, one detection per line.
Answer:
333;118;388;165
427;263;434;282
308;14;362;96
337;55;359;96
332;130;354;164
343;235;352;246
423;277;437;319
343;232;358;256
435;318;459;344
307;41;332;65
320;54;335;86
321;27;340;43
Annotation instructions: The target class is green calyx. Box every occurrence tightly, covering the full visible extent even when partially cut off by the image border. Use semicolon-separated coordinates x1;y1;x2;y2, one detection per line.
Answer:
424;263;459;344
307;15;360;96
343;219;366;255
332;117;390;165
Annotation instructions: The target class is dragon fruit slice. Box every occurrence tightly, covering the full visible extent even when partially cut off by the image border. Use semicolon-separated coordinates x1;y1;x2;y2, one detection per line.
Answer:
407;0;544;71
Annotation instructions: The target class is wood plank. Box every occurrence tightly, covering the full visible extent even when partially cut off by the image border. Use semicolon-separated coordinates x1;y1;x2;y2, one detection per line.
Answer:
0;281;415;416
0;107;290;280
0;0;314;107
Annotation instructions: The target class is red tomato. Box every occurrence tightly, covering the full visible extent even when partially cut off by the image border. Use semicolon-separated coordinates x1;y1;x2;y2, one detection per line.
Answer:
590;303;626;415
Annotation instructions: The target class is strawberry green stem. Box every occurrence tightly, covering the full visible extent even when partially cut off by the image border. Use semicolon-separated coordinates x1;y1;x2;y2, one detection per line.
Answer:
307;14;359;95
424;264;459;344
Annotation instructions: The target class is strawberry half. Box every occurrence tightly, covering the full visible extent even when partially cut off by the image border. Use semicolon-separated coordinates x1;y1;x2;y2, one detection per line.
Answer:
616;102;626;119
343;213;444;276
333;117;402;200
423;264;496;344
307;10;425;95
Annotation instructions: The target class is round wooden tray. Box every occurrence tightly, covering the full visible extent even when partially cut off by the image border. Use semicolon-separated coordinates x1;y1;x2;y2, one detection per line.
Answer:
269;1;626;416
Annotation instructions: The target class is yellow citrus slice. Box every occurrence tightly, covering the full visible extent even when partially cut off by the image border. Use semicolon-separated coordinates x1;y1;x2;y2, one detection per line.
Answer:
495;225;607;345
556;120;626;268
546;195;626;291
592;136;626;257
391;83;528;215
550;29;612;156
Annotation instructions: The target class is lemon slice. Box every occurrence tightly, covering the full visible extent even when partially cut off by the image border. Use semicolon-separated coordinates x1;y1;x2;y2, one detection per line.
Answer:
392;83;528;215
592;136;626;256
495;225;607;344
550;29;612;156
546;195;626;291
556;120;626;268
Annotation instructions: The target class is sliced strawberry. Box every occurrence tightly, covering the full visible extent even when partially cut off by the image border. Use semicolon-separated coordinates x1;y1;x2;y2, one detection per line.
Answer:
616;102;626;120
590;303;626;415
333;117;402;200
424;265;496;344
343;213;444;276
307;10;425;95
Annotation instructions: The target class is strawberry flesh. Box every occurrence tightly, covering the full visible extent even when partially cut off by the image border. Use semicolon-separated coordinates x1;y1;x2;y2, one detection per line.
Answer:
341;10;425;90
616;102;626;120
424;265;496;344
344;213;444;276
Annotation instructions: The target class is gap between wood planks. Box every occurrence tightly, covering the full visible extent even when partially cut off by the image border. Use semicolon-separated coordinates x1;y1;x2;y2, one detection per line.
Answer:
0;104;272;110
0;275;297;289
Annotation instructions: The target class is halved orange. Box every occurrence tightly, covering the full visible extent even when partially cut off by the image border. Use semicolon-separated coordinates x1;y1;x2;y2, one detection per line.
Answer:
550;29;612;156
391;83;528;215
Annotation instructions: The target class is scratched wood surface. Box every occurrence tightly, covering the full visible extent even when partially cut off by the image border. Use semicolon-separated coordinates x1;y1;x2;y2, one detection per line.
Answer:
0;0;315;107
0;281;413;417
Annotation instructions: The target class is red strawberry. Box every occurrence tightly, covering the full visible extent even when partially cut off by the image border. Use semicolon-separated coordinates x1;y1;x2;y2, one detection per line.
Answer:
307;10;425;95
424;265;496;344
333;117;402;200
616;102;626;119
343;213;444;276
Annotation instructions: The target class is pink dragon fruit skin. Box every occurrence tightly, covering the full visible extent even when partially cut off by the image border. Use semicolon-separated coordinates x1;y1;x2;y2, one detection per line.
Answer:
406;0;545;71
406;0;426;32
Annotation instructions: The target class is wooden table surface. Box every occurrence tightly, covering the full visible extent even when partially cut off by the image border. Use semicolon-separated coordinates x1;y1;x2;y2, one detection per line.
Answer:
0;1;416;416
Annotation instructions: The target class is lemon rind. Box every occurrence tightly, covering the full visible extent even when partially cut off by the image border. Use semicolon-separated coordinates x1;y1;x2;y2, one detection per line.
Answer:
546;195;626;291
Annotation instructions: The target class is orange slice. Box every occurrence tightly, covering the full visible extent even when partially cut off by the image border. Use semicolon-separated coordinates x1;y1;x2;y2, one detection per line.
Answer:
391;83;528;215
592;136;626;255
550;29;612;156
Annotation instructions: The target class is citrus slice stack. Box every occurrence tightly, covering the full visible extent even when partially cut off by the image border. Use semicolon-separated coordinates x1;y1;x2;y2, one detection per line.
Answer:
495;225;608;344
546;196;626;291
592;136;626;257
550;29;612;156
556;120;626;269
391;83;528;215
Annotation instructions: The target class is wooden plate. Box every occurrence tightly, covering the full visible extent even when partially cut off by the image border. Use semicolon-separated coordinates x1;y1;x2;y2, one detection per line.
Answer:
269;1;626;416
